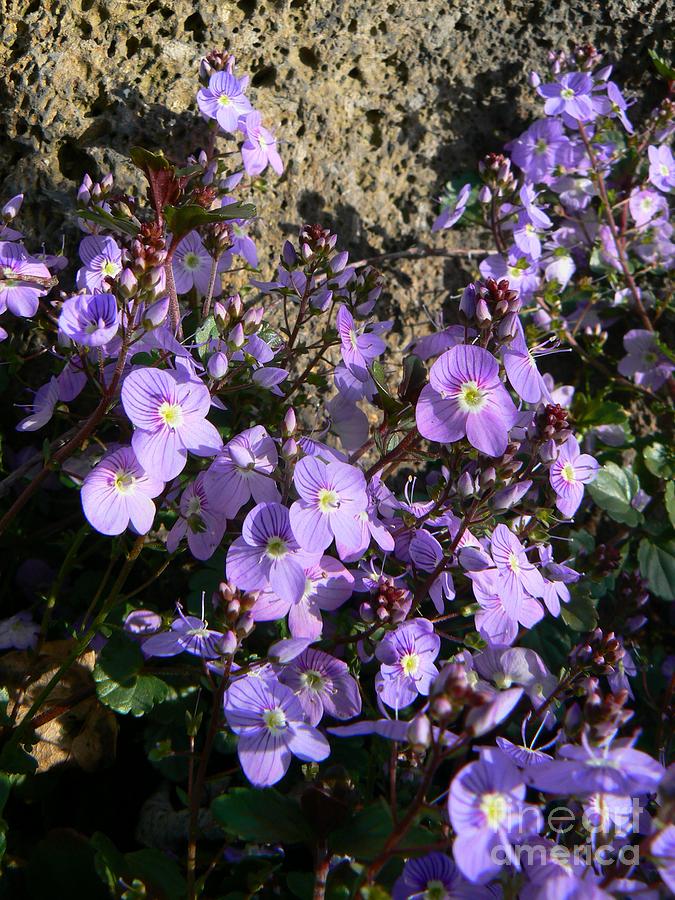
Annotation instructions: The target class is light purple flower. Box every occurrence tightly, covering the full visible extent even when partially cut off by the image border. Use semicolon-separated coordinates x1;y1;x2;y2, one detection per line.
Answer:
392;852;484;900
197;70;253;133
652;825;675;895
618;329;674;391
0;240;51;317
479;252;541;300
416;344;518;457
502;320;552;404
0;612;40;650
472;569;543;646
509;119;570;182
539;72;596;121
124;609;162;637
648;144;675;193
142;609;228;659
252;554;354;638
628;188;668;230
58;292;120;347
230;221;258;267
290;456;368;556
223;674;329;787
121;367;222;481
336;305;386;382
375;618;440;710
538;545;578;617
490;524;546;611
81;446;164;536
172;231;228;296
205;425;280;518
166;472;227;560
227;502;315;605
449;747;543;884
240;111;284;177
409;529;455;613
549;436;599;518
278;647;361;725
76;235;122;291
604;81;633;133
16;377;59;432
432;183;471;232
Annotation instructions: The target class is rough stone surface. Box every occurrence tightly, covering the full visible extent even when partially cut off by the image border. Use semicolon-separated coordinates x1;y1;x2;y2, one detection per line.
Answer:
1;0;672;326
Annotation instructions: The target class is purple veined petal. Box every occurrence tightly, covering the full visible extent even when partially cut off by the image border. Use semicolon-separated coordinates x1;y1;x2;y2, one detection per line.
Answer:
416;385;468;444
237;728;292;787
269;556;307;605
330;509;364;559
226;537;267;591
555;482;584;518
518;594;545;629
376;670;420;710
141;630;182;658
520;564;545;598
328;718;411;741
126;491;158;535
410;529;443;571
288;595;323;638
251;588;292;622
476;598;518;647
465;406;509;457
166;517;188;553
503;348;544;403
132;427;187;482
268;637;316;663
82;479;132;536
293;455;328;500
453;829;502;885
290;502;333;553
287;723;330;762
121;368;176;429
181;417;223;457
466;687;524;737
16;377;59;432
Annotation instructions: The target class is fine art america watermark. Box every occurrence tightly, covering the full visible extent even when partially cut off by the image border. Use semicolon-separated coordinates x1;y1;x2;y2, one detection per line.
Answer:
489;799;644;868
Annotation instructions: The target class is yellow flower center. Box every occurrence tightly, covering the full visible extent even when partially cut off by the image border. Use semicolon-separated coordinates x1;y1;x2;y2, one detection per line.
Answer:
266;536;287;559
318;488;339;513
183;252;201;271
508;552;520;573
263;707;287;733
301;670;325;692
561;87;575;100
218;94;232;106
561;462;576;483
102;260;121;277
158;401;183;429
458;380;486;411
113;471;135;493
401;652;420;676
480;791;509;829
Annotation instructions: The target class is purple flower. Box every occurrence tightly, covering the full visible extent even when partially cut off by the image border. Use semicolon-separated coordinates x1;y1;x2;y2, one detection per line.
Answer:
142;609;227;659
16;377;59;432
336;305;386;381
449;747;543;884
197;70;253;133
223;674;329;787
289;456;368;556
76;235;122;291
509;119;570;182
392;853;484;900
618;329;675;391
227;502;315;605
166;472;227;560
432;183;471;232
409;529;455;613
172;231;228;296
416;344;518;457
628;188;668;229
240;111;284;177
205;425;280;518
605;81;633;133
124;609;162;637
538;545;578;617
472;569;543;646
252;554;354;638
278;647;361;725
479;252;541;300
81;446;164;536
539;72;596;121
549;436;599;518
375;618;440;710
230;221;258;267
0;240;51;317
502;320;552;405
0;612;39;650
121;367;222;481
487;528;544;623
58;292;120;347
648;144;675;193
652;825;675;895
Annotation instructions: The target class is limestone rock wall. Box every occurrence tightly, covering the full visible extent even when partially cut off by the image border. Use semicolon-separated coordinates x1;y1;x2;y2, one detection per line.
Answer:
1;0;671;316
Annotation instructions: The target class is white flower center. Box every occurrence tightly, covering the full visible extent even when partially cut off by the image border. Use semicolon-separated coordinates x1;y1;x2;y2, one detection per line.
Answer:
102;260;121;277
318;488;339;513
266;536;288;559
458;380;486;412
113;470;135;494
186;495;202;517
263;707;287;734
183;252;202;271
561;462;576;483
158;401;183;429
660;163;670;177
508;552;520;573
480;791;509;829
561;87;575;100
218;94;232;106
300;669;325;692
400;652;420;676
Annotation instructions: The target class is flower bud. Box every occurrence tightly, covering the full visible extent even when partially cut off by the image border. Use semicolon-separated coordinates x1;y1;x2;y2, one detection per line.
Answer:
407;714;432;752
477;185;492;204
498;312;519;341
281;437;298;460
118;267;138;298
243;306;263;333
220;629;238;656
226;293;243;320
528;70;541;88
475;298;492;327
101;173;114;193
229;322;245;348
282;407;297;438
213;300;227;325
208;351;229;379
360;602;375;623
480;467;496;490
143;295;169;328
459;284;477;321
457;470;474;499
539;439;558;463
330;250;349;274
235;612;255;637
2;194;23;220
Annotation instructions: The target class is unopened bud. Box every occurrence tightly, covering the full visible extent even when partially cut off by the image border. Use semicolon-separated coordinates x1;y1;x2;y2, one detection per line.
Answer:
243;306;264;333
119;267;138;299
540;439;558;463
281;437;298;460
475;298;492;327
282;240;297;268
330;250;349;274
407;714;432;752
220;629;238;656
143;295;169;328
229;322;245;348
458;471;474;499
477;185;492;204
213;300;227;324
528;70;541;88
208;351;229;379
2;194;23;220
459;284;477;322
235;612;255;637
282;407;297;438
480;467;496;490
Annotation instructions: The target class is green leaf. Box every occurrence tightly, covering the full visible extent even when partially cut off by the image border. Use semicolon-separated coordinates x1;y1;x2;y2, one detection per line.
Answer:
649;49;675;82
94;670;172;717
371;361;406;416
644;443;674;479
398;354;427;404
96;630;144;684
211;788;313;844
194;315;219;359
560;589;599;632
164;202;256;238
130;146;173;172
124;849;186;900
666;482;675;529
76;206;140;237
638;538;675;601
329;800;393;859
587;462;643;526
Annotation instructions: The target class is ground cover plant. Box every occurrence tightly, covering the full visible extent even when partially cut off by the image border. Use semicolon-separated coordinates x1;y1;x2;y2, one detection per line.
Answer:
0;42;673;900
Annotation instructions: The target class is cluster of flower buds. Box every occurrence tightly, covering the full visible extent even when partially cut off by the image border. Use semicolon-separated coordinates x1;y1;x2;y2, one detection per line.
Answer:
212;581;256;637
428;662;492;725
77;172;114;208
203;221;234;258
587;543;622;579
569;628;626;676
478;153;517;196
299;224;338;260
546;44;603;75
459;278;521;332
615;571;650;633
649;97;675;143
198;50;235;86
359;575;411;625
581;680;633;745
535;404;571;455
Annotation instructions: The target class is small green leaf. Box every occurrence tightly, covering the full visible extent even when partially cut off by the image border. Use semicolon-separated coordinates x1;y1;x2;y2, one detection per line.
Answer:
94;670;172;717
194;315;219;358
211;788;312;844
130;146;173;172
649;49;675;82
638;538;675;601
329;800;393;859
644;443;674;479
96;630;144;684
560;589;599;632
164;202;256;238
587;462;643;526
76;207;140;237
666;482;675;529
371;361;406;416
